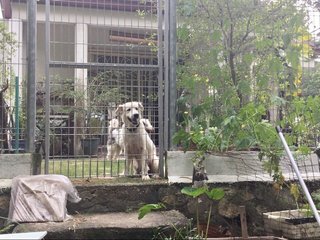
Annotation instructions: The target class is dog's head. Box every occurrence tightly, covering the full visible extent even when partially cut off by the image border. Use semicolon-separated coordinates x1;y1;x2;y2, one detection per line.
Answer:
115;101;144;127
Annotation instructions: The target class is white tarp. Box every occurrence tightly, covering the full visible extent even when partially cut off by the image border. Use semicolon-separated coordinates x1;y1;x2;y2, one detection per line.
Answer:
8;174;81;222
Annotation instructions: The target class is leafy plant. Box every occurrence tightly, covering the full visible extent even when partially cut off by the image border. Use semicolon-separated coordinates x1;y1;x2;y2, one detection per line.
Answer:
0;22;17;85
174;102;285;178
174;0;320;181
137;186;224;240
138;203;195;240
138;203;166;220
280;96;320;151
181;185;225;239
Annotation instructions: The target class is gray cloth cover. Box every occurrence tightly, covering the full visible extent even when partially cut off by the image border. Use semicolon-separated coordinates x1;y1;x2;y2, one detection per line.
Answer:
8;174;81;222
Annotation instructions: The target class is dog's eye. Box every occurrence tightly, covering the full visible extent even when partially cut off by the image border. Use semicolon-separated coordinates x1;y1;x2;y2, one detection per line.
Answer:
126;108;131;112
135;108;138;111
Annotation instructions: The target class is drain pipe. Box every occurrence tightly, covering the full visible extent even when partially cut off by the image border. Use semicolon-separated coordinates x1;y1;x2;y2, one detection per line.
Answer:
276;126;320;227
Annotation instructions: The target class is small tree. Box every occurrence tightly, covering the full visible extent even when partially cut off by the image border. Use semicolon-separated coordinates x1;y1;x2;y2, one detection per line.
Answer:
0;22;17;151
177;0;308;124
53;71;127;137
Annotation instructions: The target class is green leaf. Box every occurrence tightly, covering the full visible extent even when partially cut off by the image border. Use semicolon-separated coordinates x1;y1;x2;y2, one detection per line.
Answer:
138;203;165;220
181;186;207;198
206;188;225;200
297;145;311;155
235;137;253;150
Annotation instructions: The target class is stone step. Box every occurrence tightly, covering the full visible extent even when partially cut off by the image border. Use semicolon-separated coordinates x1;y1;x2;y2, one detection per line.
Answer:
12;210;189;240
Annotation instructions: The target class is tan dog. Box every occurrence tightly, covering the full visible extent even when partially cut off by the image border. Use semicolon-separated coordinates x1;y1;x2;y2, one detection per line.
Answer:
115;102;158;180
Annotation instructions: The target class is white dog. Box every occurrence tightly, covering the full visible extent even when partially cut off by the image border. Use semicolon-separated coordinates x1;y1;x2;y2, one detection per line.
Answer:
106;118;156;163
141;118;154;133
106;118;123;162
115;101;159;180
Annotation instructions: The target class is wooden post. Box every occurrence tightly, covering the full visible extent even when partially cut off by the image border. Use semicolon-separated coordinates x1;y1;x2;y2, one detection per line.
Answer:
239;206;249;239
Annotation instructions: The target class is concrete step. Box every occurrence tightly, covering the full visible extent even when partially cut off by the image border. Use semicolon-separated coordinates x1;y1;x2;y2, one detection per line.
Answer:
12;210;189;240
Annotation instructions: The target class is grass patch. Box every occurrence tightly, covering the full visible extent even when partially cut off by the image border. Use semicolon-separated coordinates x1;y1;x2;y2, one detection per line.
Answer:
42;157;125;178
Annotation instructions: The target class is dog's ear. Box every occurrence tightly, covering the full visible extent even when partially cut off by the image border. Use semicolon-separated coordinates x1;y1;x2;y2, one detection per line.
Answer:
115;105;123;115
138;102;144;111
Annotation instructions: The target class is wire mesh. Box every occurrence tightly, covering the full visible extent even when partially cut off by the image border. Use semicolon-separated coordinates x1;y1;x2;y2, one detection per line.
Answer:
46;0;160;178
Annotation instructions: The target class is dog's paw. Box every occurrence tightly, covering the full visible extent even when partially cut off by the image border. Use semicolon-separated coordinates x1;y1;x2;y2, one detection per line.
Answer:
150;173;160;179
141;174;150;180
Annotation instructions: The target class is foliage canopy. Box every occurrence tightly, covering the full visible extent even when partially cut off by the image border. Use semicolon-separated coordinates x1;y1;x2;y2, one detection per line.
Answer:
174;0;318;179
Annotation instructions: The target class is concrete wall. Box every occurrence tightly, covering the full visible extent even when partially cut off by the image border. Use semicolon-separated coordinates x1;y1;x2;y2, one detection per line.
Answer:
0;153;41;179
167;151;320;183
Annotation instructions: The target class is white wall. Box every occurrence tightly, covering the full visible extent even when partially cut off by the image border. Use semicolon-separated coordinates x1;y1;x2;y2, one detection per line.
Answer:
10;2;157;83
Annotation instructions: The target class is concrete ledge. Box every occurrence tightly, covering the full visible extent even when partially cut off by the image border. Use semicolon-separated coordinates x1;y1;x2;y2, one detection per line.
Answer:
0;153;41;179
167;151;320;183
0;179;12;189
13;210;189;240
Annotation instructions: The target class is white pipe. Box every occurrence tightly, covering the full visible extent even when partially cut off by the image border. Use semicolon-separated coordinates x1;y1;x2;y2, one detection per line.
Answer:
276;126;320;226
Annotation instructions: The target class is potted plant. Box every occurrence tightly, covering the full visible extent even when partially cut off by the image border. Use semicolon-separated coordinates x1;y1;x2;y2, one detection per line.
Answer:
263;208;320;239
263;185;320;240
172;102;284;178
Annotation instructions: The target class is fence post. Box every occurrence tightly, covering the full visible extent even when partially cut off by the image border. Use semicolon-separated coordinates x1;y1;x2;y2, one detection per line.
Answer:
164;0;177;151
14;76;19;153
44;0;50;174
168;0;177;150
26;0;37;153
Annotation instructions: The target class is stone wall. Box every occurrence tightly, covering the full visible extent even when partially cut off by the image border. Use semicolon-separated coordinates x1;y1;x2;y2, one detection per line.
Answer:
0;179;305;236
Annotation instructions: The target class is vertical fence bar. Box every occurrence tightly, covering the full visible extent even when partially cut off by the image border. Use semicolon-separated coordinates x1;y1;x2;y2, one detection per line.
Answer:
163;0;169;151
168;0;177;149
14;76;19;153
157;0;165;177
26;0;37;153
44;0;50;174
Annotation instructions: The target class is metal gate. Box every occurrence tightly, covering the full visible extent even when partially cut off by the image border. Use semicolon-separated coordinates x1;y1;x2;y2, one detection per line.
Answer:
41;0;169;178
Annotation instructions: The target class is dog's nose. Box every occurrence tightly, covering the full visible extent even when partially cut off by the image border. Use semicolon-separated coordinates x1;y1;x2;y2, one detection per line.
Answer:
133;113;139;119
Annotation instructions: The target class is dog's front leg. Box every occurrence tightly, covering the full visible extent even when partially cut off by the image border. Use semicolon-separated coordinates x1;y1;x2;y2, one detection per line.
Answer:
141;151;150;180
141;167;150;180
125;158;134;176
124;146;131;176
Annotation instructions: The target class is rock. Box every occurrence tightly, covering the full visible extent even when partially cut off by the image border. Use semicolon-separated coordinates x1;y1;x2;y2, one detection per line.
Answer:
0;195;10;226
218;198;239;218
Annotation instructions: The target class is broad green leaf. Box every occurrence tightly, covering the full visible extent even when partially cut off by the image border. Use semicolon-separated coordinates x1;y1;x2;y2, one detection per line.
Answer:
181;186;207;198
206;188;225;200
138;203;165;220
